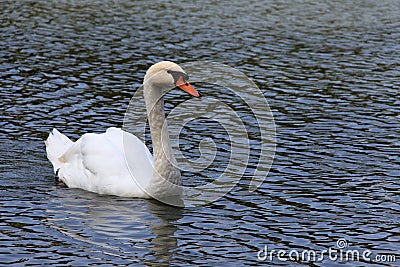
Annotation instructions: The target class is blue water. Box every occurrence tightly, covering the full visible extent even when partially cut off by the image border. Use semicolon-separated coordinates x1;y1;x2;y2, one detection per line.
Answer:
1;0;399;266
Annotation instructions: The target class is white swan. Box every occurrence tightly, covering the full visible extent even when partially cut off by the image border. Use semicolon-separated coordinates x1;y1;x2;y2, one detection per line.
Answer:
45;61;200;204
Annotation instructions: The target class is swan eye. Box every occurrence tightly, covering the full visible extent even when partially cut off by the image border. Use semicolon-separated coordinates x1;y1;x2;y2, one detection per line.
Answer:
167;70;190;85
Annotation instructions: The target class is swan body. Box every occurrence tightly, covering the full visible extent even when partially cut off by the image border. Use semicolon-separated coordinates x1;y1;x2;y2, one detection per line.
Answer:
46;127;153;197
45;61;199;202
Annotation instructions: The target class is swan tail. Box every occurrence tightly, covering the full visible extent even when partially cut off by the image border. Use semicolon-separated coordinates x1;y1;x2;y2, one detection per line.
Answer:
45;128;73;173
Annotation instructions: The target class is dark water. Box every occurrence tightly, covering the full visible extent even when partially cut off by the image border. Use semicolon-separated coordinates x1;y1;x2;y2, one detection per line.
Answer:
1;0;399;266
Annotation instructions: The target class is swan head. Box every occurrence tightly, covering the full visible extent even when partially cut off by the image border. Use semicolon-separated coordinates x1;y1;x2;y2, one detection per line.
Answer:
144;61;200;97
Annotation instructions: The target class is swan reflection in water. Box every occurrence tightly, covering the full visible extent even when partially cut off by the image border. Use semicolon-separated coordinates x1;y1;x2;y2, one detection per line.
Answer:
45;188;183;265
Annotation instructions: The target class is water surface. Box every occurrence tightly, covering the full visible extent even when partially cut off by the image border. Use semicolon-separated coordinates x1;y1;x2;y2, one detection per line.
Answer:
1;0;399;266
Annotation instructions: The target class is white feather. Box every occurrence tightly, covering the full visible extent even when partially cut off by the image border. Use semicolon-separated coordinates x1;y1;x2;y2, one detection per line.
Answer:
45;127;153;198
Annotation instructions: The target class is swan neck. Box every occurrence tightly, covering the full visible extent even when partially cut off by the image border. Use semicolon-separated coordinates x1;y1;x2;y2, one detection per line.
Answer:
143;83;181;190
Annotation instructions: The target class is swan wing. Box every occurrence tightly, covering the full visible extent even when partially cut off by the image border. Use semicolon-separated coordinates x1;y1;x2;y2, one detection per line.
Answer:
52;127;153;197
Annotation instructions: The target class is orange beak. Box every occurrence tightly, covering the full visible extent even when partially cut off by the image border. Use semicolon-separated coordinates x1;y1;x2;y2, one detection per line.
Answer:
176;75;200;97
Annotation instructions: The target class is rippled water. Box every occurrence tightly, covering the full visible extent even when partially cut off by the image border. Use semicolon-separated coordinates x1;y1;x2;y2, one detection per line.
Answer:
1;0;399;266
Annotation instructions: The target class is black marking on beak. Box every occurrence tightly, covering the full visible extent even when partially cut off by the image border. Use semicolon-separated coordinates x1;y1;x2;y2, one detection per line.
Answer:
167;69;189;85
